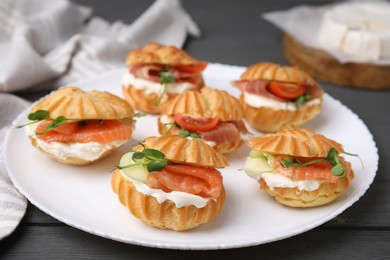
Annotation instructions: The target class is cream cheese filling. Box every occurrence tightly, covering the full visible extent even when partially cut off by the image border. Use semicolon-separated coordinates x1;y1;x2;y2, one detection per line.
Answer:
122;71;196;95
243;91;321;111
120;170;211;208
25;122;127;161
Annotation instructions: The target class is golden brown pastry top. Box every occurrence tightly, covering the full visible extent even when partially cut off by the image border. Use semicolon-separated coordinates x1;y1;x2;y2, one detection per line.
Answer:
31;86;134;120
248;128;344;158
126;42;205;66
241;62;318;87
133;135;229;168
161;87;244;121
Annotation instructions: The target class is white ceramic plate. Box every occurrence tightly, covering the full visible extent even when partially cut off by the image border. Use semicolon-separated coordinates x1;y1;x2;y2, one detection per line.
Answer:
4;63;378;250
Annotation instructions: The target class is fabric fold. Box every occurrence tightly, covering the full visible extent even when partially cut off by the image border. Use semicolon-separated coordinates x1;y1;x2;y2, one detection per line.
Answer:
0;93;30;239
0;0;200;92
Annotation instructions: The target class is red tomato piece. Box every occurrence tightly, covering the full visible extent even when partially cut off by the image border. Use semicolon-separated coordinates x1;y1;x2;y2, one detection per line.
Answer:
267;81;305;100
174;62;208;73
174;114;219;132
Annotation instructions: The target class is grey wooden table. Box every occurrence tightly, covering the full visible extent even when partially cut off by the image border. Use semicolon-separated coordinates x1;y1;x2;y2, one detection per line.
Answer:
2;0;389;258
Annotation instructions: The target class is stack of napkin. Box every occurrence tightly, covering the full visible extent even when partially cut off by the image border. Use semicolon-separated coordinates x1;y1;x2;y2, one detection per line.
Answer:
0;0;200;239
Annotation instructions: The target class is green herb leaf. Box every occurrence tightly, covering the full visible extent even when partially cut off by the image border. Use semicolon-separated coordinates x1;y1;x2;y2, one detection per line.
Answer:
326;147;339;166
132;152;145;160
155;67;176;105
176;125;202;139
178;129;190;138
131;112;146;118
281;158;294;168
144;148;165;160
160;71;176;84
147;161;168;172
190;133;201;139
15;110;51;129
295;93;312;108
28;110;50;121
331;164;345;176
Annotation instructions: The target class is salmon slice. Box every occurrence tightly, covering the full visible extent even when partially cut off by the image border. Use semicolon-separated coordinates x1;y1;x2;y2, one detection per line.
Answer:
146;164;223;199
36;119;132;144
274;155;352;183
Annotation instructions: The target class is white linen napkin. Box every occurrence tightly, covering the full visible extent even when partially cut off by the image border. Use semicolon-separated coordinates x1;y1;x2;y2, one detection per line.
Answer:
0;0;200;239
0;0;200;92
0;94;29;239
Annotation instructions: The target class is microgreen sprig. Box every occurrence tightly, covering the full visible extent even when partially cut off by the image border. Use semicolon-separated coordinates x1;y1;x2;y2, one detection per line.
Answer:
115;148;168;173
15;110;51;128
280;147;358;177
131;112;146;118
163;122;202;139
178;128;202;139
295;93;312;108
17;109;145;134
35;116;81;135
155;66;176;105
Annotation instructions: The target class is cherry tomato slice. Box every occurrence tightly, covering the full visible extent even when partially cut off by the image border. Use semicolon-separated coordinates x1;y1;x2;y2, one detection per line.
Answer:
174;114;219;132
267;81;305;100
174;62;208;73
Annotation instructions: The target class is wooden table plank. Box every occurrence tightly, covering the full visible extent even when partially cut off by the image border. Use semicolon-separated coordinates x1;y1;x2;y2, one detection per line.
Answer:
2;226;389;259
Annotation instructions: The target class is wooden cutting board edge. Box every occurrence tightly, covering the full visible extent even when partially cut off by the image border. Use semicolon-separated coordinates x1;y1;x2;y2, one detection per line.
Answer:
283;33;390;90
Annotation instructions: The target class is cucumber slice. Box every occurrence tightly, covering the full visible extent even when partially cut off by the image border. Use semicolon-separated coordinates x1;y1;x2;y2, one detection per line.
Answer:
244;157;273;175
119;152;148;183
249;150;275;167
119;152;134;167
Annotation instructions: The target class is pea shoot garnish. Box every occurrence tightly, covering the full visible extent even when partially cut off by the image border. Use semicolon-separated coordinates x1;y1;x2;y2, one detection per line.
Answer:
280;147;358;177
15;110;50;128
163;122;202;139
36;116;80;135
132;112;146;118
16;109;143;134
155;66;176;105
115;148;168;173
295;93;312;108
178;129;201;139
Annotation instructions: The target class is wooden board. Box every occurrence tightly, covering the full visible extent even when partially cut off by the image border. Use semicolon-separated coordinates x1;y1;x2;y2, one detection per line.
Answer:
283;33;390;90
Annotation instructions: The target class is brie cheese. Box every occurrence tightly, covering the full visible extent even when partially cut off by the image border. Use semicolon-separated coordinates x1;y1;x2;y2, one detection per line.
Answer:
318;1;390;60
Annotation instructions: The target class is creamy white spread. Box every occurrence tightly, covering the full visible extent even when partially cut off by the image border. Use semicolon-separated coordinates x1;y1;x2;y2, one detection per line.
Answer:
159;115;176;125
122;72;196;95
251;171;323;192
120;170;211;208
25;122;127;161
318;1;390;60
243;91;321;111
244;152;324;192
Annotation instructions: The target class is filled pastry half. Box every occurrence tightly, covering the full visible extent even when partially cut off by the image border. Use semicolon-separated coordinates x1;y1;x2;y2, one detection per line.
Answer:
111;135;228;231
21;86;136;165
243;128;355;207
157;87;250;154
122;42;207;114
233;62;323;132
